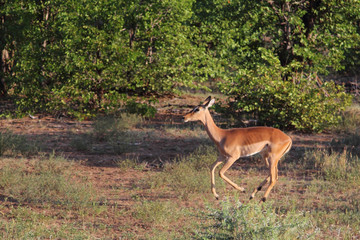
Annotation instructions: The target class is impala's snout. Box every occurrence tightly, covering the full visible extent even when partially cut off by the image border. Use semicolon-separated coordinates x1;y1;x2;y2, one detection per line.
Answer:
183;114;190;123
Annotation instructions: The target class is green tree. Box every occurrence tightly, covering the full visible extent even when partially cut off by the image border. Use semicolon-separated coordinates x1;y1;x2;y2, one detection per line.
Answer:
1;0;215;118
121;0;213;95
1;0;358;128
0;0;64;114
193;0;358;131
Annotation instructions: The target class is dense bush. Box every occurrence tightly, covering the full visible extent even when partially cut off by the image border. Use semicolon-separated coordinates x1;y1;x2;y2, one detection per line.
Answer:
220;68;352;131
1;0;359;130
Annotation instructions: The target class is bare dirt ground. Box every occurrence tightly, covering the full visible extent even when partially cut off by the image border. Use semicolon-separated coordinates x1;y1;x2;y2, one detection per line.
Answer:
0;95;341;238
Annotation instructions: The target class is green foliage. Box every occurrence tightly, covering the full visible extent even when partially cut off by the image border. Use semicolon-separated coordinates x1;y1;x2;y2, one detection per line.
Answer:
1;0;359;129
198;201;316;239
125;100;157;118
1;0;211;118
221;70;352;131
194;0;358;131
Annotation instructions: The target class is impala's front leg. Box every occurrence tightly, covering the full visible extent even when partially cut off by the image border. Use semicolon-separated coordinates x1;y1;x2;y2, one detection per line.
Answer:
210;156;224;199
219;156;246;193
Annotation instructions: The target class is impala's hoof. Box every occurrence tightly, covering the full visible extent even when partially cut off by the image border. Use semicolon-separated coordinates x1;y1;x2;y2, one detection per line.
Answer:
261;197;267;202
249;196;253;200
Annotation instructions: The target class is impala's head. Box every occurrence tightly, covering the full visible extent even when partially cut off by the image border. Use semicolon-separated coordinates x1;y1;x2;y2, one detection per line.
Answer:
184;96;215;123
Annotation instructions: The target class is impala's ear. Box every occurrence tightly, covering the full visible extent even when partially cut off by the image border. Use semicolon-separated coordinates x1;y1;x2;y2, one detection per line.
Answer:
203;96;212;105
204;97;215;109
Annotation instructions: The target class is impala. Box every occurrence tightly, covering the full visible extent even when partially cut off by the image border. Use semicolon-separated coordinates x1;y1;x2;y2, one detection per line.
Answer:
183;96;292;202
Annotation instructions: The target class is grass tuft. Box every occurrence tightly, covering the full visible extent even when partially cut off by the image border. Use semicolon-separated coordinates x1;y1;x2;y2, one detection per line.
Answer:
133;200;180;226
330;132;360;157
0;131;38;156
71;113;143;154
302;149;360;181
336;104;360;133
0;206;91;239
0;154;96;209
115;156;147;171
150;145;223;200
92;113;143;141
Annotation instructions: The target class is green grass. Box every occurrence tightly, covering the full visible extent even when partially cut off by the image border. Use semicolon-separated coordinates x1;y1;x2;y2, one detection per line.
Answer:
332;104;360;156
144;142;360;238
330;132;360;157
0;153;110;239
164;124;208;138
92;113;143;141
133;200;181;227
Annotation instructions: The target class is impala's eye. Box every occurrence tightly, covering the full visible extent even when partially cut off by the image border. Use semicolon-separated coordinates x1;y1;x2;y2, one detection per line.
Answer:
193;107;199;112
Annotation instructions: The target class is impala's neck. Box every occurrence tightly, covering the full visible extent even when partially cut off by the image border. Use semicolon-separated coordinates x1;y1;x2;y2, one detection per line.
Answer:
202;110;224;144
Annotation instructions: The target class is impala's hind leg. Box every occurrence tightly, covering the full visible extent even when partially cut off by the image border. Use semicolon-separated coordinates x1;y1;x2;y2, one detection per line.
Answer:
250;176;270;200
250;146;271;200
261;142;290;202
261;159;278;202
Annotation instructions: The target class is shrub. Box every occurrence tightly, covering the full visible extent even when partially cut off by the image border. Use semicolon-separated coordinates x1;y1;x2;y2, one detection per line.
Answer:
2;0;210;118
220;69;352;132
125;100;157;118
198;200;316;240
